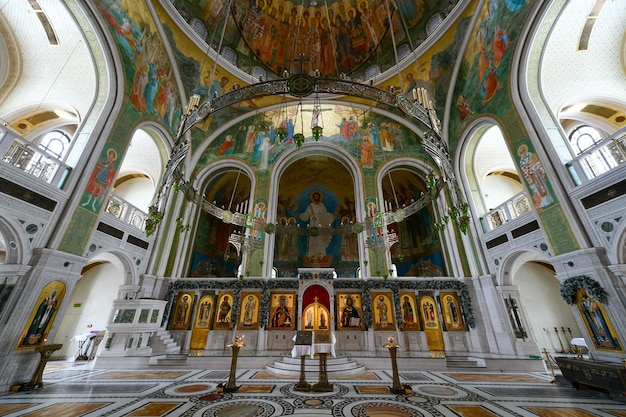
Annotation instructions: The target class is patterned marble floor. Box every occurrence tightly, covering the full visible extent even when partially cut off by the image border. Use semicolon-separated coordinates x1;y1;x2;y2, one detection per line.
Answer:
1;361;625;417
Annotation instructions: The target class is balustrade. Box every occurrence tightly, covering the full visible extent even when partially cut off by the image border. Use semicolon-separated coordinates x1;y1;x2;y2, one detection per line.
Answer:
104;194;148;231
566;127;626;185
0;126;72;189
482;192;532;232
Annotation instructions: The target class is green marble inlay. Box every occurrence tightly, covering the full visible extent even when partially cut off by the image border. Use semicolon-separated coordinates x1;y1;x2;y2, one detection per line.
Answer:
538;204;579;255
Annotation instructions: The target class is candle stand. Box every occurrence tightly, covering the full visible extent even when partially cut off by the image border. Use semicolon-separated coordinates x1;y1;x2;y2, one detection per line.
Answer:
11;344;63;391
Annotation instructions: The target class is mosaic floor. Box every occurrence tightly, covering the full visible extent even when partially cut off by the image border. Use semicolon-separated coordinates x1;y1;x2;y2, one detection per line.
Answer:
1;361;625;417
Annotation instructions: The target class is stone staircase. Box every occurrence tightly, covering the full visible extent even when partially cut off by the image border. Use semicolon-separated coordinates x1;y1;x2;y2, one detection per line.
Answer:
147;330;184;366
445;356;486;368
151;330;181;354
266;355;366;376
149;353;189;366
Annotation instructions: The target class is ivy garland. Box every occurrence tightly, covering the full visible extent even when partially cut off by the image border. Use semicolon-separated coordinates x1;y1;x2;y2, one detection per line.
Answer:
560;275;608;305
332;278;475;329
163;279;299;329
163;278;476;330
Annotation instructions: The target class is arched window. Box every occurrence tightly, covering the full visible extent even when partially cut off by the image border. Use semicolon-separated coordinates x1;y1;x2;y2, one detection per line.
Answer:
425;13;444;36
189;18;208;42
568;125;603;155
569;124;616;175
39;130;70;159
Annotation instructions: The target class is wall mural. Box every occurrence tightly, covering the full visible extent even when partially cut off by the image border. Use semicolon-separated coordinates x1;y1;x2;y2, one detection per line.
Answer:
80;144;121;213
170;0;457;80
382;170;444;277
449;0;530;138
189;108;446;278
190;172;251;278
274;156;357;277
98;0;181;132
200;104;427;173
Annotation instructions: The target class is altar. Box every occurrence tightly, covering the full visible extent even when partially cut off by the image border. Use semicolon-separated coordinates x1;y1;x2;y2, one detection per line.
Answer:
291;331;336;359
291;330;336;392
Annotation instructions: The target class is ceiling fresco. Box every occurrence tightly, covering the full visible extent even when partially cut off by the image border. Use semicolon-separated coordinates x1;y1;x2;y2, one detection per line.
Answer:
170;0;460;79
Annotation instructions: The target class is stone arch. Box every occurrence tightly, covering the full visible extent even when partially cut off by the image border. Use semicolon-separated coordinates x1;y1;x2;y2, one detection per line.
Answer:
268;141;366;277
52;250;133;359
115;122;172;212
499;250;582;350
184;160;256;278
0;216;24;265
375;157;448;277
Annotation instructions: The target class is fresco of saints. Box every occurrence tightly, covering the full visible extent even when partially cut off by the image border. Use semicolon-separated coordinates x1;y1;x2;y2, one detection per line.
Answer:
81;147;118;212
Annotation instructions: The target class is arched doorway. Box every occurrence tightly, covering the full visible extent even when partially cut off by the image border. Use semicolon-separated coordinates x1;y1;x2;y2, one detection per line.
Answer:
52;254;126;360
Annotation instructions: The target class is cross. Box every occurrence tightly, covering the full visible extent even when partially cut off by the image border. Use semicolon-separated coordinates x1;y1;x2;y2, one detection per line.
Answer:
313;296;319;303
291;54;310;74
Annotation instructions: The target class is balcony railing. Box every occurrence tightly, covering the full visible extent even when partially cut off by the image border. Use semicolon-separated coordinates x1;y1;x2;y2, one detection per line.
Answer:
566;126;626;186
104;194;148;231
481;192;532;232
0;127;72;189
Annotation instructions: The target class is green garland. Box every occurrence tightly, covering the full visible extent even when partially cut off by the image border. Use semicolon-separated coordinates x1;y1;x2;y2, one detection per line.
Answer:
163;278;476;329
333;278;475;329
560;275;608;305
164;279;299;329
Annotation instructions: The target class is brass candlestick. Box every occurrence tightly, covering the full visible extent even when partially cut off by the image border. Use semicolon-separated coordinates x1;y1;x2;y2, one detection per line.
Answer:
542;347;557;384
224;336;244;393
554;327;566;353
384;337;407;394
562;327;574;354
11;344;63;391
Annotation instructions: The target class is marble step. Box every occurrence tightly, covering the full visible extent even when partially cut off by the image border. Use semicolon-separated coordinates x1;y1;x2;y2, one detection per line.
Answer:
266;356;366;376
149;354;188;366
445;356;486;368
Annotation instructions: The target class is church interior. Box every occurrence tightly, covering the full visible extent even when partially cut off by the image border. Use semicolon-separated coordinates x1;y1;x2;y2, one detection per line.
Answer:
0;0;625;415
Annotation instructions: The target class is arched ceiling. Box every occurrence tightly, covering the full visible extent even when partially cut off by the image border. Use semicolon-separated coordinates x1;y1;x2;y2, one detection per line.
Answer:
170;0;460;81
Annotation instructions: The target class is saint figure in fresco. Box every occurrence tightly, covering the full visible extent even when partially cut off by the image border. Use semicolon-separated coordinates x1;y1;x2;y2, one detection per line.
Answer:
243;295;256;326
217;296;232;323
518;144;553;210
360;136;375;168
446;296;459;323
423;301;436;323
175;295;190;327
299;191;334;256
82;147;118;212
377;295;389;327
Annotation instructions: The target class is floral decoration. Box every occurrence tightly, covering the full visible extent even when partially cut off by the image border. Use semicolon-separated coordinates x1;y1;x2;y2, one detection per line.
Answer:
560;275;608;305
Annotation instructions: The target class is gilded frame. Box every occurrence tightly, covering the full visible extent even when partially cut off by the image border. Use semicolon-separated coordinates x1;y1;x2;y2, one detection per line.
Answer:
371;292;395;331
268;291;296;330
440;292;465;331
336;292;363;330
238;292;262;330
399;291;420;331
